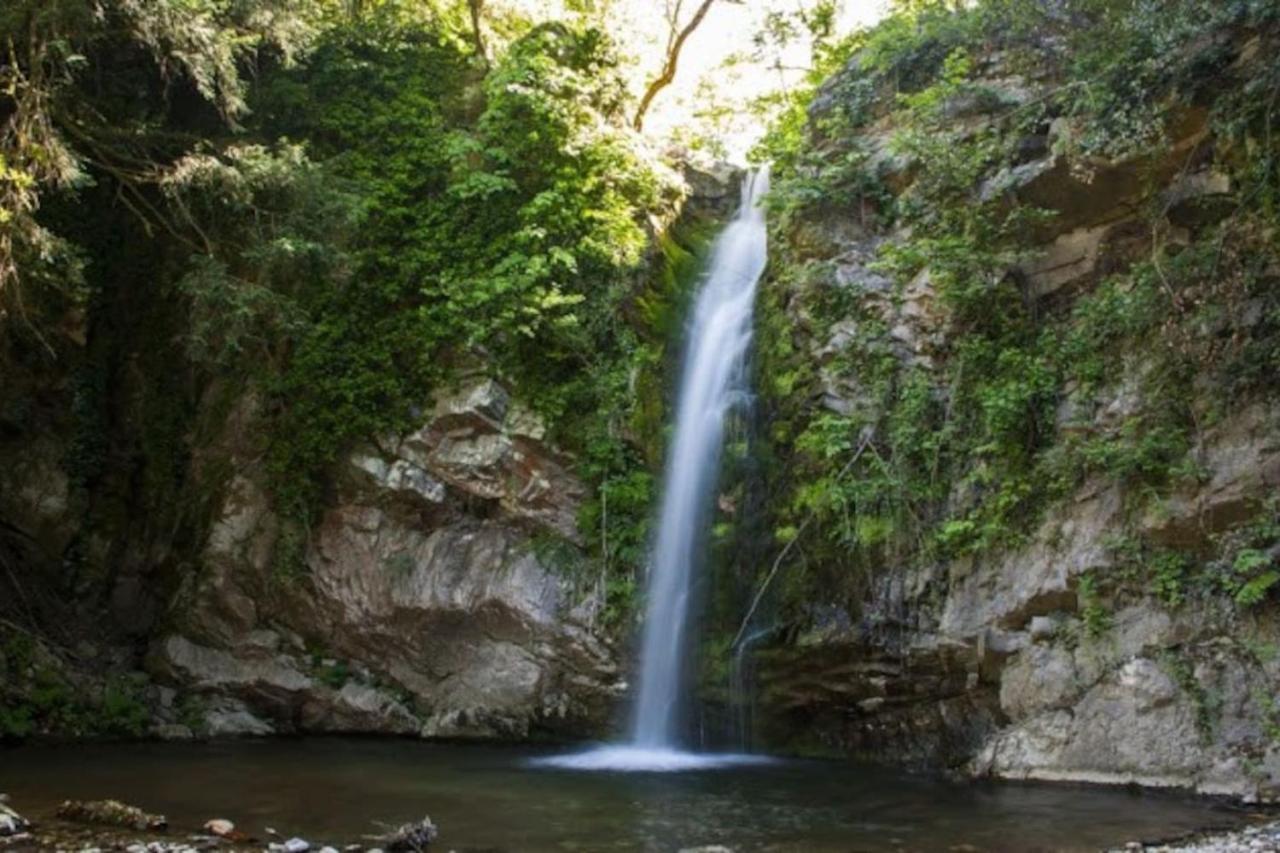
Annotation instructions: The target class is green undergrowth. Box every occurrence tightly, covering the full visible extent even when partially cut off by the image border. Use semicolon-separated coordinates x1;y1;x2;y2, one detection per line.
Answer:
1104;499;1280;610
5;1;729;626
147;12;711;589
251;21;666;532
540;210;723;625
0;629;150;740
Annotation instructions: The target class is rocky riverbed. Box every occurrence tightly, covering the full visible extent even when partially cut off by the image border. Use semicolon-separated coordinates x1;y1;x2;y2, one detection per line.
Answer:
1113;821;1280;852
7;813;1280;853
0;794;436;853
3;788;1276;853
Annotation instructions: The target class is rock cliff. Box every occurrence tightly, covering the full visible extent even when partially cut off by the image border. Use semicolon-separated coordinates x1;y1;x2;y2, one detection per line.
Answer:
145;378;618;739
742;9;1280;802
1;372;620;740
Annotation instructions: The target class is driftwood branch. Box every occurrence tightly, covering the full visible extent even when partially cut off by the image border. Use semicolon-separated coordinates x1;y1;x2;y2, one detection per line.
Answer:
365;816;438;851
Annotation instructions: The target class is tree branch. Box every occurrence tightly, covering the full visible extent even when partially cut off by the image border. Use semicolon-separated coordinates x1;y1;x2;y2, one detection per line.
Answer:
729;431;873;650
633;0;725;132
467;0;488;68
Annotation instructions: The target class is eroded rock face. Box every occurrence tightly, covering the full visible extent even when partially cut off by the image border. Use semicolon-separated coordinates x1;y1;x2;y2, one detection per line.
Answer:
390;379;587;543
757;381;1280;799
148;378;620;741
1141;405;1280;548
752;31;1280;802
941;480;1122;637
680;159;743;221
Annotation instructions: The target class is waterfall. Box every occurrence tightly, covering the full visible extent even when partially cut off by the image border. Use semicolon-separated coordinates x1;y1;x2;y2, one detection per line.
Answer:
535;169;772;772
631;167;770;747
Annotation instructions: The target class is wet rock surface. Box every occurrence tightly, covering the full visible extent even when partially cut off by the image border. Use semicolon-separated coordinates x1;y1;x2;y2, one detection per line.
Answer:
0;795;436;853
1;797;31;841
363;817;436;852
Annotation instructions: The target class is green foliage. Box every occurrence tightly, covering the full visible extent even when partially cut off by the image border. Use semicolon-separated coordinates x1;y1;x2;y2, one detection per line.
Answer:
176;693;208;735
861;1;973;94
318;660;351;689
577;470;655;572
1149;551;1194;608
1163;651;1221;743
1101;500;1280;611
1058;0;1280;162
98;675;151;737
170;143;350;370
1254;687;1280;743
0;0;332;306
763;40;1062;575
1233;555;1279;607
0;703;35;739
218;17;672;575
1;630;151;740
600;571;638;631
1214;500;1280;607
5;0;713;634
1077;572;1110;638
1075;421;1198;488
752;0;1280;622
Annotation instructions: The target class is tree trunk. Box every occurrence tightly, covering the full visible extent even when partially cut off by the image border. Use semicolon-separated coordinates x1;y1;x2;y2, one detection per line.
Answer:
467;0;488;66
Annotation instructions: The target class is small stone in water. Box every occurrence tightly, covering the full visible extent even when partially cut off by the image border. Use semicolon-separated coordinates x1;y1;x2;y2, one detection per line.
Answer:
203;819;235;837
0;800;30;837
283;837;311;853
318;846;339;853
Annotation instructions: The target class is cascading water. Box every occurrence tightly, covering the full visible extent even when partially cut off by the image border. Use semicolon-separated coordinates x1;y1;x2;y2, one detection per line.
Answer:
537;169;772;772
729;626;773;751
631;167;769;748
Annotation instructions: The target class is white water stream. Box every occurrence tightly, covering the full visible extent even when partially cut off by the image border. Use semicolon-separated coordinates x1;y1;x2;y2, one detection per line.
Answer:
538;169;771;772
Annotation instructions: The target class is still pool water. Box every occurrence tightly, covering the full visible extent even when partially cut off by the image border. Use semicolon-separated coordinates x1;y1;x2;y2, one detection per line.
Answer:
0;738;1249;852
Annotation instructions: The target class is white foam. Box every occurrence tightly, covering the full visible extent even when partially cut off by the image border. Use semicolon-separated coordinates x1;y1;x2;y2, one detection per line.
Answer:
529;746;776;773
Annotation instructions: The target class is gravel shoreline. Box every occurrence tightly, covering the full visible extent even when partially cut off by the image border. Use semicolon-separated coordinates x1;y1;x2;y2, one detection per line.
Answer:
1109;821;1280;852
6;790;1280;852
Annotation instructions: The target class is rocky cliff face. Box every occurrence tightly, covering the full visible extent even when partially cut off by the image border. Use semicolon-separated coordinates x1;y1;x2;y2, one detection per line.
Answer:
2;371;621;740
758;412;1280;798
747;16;1280;802
145;378;619;740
